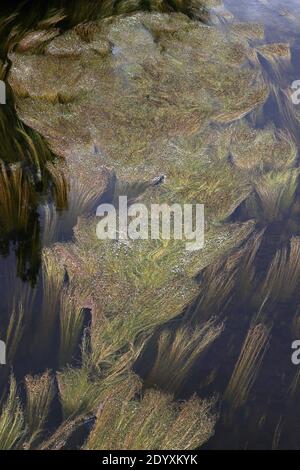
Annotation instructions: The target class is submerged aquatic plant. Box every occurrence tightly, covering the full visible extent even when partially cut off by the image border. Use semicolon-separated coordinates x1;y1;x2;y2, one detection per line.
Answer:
145;321;223;393
57;339;145;421
0;78;68;283
59;0;211;26
0;376;25;450
188;250;240;322
0;163;34;236
5;303;25;367
245;169;299;225
0;0;210;59
257;237;300;308
85;373;216;450
235;229;265;300
32;252;63;362
0;373;55;450
0;0;223;452
224;323;270;409
42;176;102;246
57;367;102;419
24;371;55;447
59;289;85;369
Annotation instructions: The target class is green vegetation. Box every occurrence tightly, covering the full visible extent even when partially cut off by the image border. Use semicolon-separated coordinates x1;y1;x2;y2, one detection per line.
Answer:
24;371;55;447
85;374;216;450
244;169;299;225
224;323;270;409
0;376;25;450
2;0;300;452
145;322;223;393
0;236;219;449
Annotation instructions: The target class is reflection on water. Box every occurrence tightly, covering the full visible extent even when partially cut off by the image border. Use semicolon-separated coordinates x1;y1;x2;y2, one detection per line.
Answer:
0;94;69;285
0;3;71;285
0;5;68;402
0;4;116;434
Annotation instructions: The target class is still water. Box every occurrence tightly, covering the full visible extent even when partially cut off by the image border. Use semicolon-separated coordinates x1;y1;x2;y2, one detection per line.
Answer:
2;0;300;449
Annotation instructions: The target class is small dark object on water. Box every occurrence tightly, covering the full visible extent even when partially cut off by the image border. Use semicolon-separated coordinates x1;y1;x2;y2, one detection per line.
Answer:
151;174;166;186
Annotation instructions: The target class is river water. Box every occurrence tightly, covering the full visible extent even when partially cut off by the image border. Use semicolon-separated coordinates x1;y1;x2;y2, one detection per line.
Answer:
2;0;300;449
